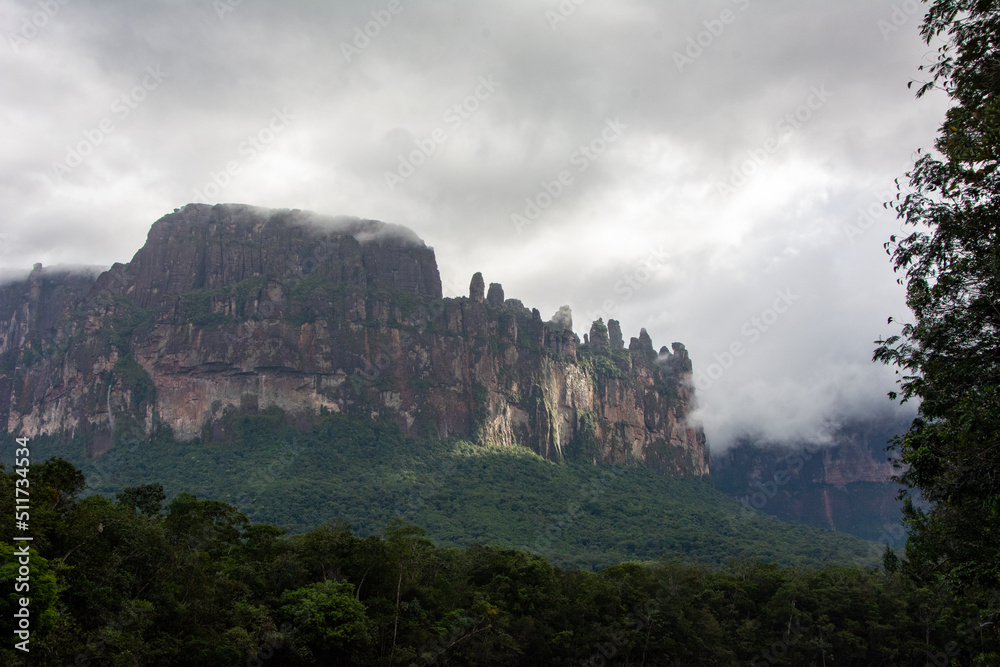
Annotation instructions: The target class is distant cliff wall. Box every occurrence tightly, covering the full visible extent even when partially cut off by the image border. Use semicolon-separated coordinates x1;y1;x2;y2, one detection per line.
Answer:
711;420;909;542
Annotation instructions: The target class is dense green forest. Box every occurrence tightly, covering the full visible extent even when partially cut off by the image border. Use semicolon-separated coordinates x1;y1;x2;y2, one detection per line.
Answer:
1;458;999;666
4;409;879;572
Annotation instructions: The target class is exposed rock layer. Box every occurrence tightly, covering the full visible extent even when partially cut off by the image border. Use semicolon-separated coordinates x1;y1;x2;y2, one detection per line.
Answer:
1;204;708;475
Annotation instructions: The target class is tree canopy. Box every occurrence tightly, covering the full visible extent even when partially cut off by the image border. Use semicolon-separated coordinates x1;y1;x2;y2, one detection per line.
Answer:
2;459;1000;665
875;0;1000;590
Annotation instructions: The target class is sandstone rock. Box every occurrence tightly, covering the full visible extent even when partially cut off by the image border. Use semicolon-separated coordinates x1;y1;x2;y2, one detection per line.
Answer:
469;272;485;303
628;328;656;365
486;282;505;307
0;204;709;476
638;328;654;353
589;319;609;351
608;319;624;348
504;298;525;312
670;342;692;372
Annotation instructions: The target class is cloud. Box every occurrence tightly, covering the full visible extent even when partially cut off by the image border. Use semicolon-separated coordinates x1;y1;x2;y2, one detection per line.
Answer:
0;0;946;448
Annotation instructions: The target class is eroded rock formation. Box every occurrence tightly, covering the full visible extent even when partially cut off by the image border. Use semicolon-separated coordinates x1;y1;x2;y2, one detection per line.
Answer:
1;204;708;475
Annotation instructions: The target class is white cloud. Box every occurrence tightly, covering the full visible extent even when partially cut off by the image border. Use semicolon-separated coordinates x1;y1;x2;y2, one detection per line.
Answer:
0;0;946;447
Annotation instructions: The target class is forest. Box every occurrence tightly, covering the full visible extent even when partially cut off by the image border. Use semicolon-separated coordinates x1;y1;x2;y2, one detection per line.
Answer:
6;408;880;572
1;457;998;666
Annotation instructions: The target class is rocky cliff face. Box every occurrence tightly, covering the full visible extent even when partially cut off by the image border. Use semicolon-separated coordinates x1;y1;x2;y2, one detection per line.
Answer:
1;204;708;475
711;419;910;543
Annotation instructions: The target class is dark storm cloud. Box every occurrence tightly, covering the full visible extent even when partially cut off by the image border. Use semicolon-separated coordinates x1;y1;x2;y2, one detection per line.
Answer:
0;0;940;446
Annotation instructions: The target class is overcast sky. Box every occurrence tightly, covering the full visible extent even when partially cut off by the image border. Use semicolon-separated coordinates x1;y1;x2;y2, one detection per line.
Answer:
0;0;947;448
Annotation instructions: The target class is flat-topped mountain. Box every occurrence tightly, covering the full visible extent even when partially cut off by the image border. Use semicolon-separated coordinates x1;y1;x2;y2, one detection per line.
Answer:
1;203;707;475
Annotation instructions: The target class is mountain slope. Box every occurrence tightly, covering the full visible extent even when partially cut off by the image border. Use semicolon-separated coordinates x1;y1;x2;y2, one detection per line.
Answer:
5;411;880;570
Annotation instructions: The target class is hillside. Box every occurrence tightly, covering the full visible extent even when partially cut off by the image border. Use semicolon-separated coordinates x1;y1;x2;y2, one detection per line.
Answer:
2;456;990;666
3;411;880;571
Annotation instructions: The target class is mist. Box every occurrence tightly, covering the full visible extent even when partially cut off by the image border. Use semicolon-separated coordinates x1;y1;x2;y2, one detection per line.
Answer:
0;0;943;449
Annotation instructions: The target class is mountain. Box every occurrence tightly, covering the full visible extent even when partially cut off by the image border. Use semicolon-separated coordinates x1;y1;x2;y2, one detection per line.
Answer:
0;203;890;569
711;418;910;547
1;203;707;474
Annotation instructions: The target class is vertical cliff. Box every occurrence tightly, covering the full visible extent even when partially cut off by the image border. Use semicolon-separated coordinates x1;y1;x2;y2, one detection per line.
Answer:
1;204;708;475
711;419;909;542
